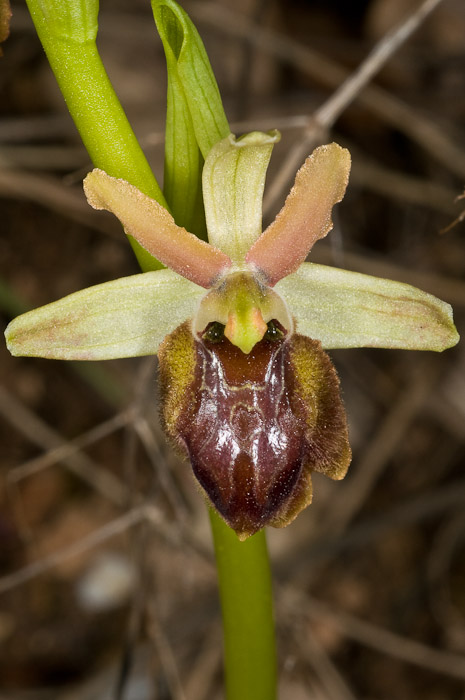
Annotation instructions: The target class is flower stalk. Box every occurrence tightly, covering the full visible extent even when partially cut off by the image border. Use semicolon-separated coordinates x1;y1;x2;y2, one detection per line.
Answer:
209;510;277;700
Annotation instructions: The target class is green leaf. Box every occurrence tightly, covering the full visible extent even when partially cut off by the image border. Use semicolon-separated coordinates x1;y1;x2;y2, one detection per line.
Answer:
202;132;280;262
152;0;230;159
276;263;460;352
5;270;205;360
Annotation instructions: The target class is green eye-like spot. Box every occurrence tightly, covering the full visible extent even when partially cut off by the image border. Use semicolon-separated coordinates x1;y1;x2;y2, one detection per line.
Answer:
203;322;225;343
264;320;284;342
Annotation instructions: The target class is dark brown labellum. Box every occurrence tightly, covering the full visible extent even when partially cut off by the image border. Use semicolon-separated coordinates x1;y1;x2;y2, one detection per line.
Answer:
159;321;351;539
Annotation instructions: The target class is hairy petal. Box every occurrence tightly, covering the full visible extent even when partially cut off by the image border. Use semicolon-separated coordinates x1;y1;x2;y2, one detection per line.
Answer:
203;131;280;262
246;143;351;285
276;263;460;351
5;270;204;360
84;169;231;288
269;334;351;531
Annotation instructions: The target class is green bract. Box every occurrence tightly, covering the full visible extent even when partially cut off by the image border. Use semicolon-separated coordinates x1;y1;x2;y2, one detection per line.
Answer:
153;0;230;235
152;0;230;160
5;137;459;360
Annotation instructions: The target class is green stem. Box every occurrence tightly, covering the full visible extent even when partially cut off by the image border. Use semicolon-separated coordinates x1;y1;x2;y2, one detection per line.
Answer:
25;0;166;271
210;509;277;700
41;44;163;200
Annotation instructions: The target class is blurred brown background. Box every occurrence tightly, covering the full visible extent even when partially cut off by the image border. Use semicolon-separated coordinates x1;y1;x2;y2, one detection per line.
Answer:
1;0;465;698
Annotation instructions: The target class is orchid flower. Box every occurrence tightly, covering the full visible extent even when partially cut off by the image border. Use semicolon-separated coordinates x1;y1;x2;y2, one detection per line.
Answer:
5;132;459;539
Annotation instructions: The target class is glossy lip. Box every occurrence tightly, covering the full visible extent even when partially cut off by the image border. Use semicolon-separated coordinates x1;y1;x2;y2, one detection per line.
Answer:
160;320;350;539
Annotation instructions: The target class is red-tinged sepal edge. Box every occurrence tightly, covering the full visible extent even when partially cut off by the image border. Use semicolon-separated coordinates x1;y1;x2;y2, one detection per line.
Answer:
159;320;351;540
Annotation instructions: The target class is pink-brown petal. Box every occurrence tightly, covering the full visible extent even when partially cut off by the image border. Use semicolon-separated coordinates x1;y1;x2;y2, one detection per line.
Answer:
159;321;351;539
246;143;351;286
84;169;232;288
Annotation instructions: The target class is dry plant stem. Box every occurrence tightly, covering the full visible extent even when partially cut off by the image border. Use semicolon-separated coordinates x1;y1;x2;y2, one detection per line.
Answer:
190;0;465;181
147;600;187;700
0;499;209;598
350;156;460;216
184;625;222;700
280;586;465;682
302;596;465;682
0;168;120;238
133;417;190;521
0;113;71;141
323;358;441;536
0;143;86;169
0;505;155;595
296;619;357;700
313;0;445;128
0;385;129;505
261;0;446;214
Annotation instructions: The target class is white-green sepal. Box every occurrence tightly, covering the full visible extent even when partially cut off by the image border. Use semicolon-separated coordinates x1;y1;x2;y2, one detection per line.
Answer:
5;270;205;360
276;263;459;351
203;131;280;262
